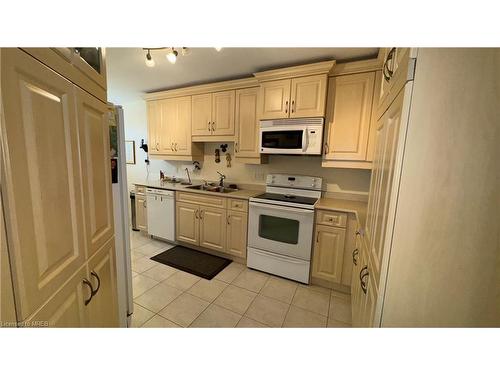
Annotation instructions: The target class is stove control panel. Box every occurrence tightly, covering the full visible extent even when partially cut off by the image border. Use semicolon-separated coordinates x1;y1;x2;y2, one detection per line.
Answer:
266;174;323;191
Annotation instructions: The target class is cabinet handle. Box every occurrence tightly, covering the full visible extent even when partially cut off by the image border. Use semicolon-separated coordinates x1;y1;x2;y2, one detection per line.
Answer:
143;200;146;208
291;100;295;113
82;278;93;306
235;142;238;153
195;209;199;219
383;48;396;82
316;232;319;243
285;100;289;114
324;143;329;155
359;266;369;294
227;215;230;225
156;142;160;151
352;249;359;266
208;121;211;131
171;142;174;151
211;122;215;131
90;271;101;296
174;143;178;151
199;210;203;220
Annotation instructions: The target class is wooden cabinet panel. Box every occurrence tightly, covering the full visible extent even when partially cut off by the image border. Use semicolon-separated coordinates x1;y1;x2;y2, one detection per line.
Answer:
176;191;226;208
228;198;248;213
87;239;119;327
316;210;347;228
324;72;375;161
212;90;235;136
199;206;226;252
147;100;161;154
259;79;291;119
76;87;114;257
175;96;192;155
176;202;199;246
312;225;346;284
235;87;260;158
226;211;248;258
135;194;147;232
290;75;327;118
159;98;175;154
192;93;212;136
26;266;88;327
1;49;86;320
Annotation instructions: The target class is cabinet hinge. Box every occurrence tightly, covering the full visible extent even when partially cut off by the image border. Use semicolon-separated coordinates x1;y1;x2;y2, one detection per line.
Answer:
407;58;417;81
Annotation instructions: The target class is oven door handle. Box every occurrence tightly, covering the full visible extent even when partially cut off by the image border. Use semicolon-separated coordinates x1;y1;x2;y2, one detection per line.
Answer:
252;249;306;264
249;201;314;214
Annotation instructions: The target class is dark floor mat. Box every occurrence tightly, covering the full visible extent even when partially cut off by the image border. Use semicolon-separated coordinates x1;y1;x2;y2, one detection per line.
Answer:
150;245;232;280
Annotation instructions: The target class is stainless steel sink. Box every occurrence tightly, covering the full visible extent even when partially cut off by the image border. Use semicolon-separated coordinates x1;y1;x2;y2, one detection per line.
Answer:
185;184;238;193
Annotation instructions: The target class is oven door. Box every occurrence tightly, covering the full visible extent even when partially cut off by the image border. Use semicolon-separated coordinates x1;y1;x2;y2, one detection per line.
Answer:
259;126;307;154
248;201;314;260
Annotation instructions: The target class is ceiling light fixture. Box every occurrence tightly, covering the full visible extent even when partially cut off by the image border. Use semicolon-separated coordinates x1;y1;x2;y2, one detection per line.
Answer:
166;48;178;64
214;47;222;52
145;49;155;67
181;47;190;56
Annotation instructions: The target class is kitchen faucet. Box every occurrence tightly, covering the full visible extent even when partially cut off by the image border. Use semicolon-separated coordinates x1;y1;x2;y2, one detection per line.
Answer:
184;168;192;185
217;171;226;187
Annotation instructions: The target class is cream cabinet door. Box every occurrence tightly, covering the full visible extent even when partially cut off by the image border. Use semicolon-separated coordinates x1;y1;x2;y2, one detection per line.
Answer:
235;87;260;158
1;48;86;320
226;211;248;258
87;239;119;327
76;87;114;258
259;79;291;119
311;225;346;284
159;98;176;154
192;93;212;136
212;90;235;136
174;96;192;155
147;100;161;154
135;195;147;232
176;202;199;246
26;266;88;327
324;72;375;161
290;74;327;118
199;206;226;252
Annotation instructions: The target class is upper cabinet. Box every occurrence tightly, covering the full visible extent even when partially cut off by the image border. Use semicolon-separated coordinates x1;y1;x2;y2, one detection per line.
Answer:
259;75;328;120
322;69;382;169
147;96;203;160
191;90;235;139
254;61;335;120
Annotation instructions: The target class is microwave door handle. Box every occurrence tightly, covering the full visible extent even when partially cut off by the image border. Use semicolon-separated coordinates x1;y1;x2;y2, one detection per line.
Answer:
302;129;308;152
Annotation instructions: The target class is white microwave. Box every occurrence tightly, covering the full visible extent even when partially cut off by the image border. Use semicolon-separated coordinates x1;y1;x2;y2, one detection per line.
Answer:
259;117;324;155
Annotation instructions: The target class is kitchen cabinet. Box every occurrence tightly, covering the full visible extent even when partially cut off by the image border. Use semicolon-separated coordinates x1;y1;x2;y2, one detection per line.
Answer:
147;96;202;159
1;177;16;326
259;75;327;120
76;87;114;258
87;240;119;327
176;193;248;259
226;210;248;258
322;71;382;169
199;207;227;252
234;87;266;163
311;225;346;284
176;201;199;246
135;191;148;232
191;90;235;138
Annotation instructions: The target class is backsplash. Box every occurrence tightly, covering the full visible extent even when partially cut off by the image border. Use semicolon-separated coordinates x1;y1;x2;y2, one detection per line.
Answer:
122;100;371;198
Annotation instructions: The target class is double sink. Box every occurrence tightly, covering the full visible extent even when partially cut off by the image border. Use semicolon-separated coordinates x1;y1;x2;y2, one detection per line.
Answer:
185;184;238;194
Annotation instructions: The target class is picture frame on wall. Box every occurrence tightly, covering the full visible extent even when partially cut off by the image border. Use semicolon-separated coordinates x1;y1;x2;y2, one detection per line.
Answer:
125;140;136;164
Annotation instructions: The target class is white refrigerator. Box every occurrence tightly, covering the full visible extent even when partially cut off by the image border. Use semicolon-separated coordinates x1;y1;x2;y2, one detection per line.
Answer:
109;104;134;327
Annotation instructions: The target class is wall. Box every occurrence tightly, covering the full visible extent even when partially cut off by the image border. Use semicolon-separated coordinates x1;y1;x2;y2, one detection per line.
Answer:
121;99;371;197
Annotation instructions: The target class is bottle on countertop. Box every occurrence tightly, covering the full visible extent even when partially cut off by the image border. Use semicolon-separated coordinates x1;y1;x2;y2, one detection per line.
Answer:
160;170;164;181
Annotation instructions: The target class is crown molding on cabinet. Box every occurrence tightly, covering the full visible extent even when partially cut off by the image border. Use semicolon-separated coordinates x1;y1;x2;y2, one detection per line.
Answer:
330;57;383;77
253;60;336;82
144;77;259;101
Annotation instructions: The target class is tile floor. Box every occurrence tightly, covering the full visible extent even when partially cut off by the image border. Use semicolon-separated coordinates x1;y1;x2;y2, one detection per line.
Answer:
129;230;352;328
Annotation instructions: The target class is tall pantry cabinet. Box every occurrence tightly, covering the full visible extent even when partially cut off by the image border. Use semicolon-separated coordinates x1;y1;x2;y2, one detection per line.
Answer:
0;48;119;327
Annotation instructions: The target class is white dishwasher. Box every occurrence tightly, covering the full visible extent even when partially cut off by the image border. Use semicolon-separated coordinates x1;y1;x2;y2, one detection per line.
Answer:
146;188;175;242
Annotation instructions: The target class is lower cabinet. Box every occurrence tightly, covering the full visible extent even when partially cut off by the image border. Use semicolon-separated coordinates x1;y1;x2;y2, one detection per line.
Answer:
199;206;226;252
226;210;248;258
311;225;346;284
175;193;248;259
135;193;148;232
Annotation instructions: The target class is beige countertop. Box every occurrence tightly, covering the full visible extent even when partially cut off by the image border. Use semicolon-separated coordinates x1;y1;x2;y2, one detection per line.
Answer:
133;180;262;200
315;197;368;229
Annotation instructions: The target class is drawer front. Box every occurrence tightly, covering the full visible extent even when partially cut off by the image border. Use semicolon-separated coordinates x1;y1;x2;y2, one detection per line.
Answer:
135;185;146;194
316;210;347;228
228;198;248;212
176;191;227;209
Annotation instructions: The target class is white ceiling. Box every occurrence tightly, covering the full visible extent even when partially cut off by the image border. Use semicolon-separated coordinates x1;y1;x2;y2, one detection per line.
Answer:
106;48;379;103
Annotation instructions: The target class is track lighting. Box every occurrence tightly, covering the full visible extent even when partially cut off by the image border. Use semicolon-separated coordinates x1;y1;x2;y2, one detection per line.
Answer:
145;49;155;67
215;47;222;52
166;48;178;64
181;47;190;56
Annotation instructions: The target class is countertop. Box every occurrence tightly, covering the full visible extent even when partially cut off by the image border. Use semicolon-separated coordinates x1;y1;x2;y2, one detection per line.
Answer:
315;197;368;229
133;180;262;200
